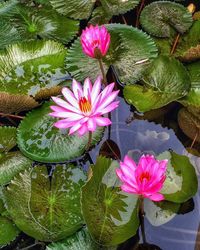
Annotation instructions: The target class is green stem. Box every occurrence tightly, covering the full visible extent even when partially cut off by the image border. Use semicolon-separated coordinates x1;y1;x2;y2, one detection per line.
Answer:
86;131;92;151
136;0;145;27
139;197;147;244
98;58;107;86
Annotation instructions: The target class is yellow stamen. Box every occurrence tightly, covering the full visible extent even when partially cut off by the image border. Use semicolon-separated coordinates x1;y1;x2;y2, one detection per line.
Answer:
79;97;92;113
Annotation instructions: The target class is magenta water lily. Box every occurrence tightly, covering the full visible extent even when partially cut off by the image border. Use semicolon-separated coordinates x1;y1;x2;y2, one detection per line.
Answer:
50;77;119;136
116;154;168;202
81;25;111;59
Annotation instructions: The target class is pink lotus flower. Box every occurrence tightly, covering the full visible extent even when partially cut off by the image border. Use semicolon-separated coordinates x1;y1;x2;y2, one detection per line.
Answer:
50;76;119;136
81;25;111;59
116;155;168;202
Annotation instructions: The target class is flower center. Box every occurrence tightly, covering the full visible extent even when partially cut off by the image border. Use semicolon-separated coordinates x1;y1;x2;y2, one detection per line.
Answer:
92;39;100;48
139;172;151;182
79;97;92;113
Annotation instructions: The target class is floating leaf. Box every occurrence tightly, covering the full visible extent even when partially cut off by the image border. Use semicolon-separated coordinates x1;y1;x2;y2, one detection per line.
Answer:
90;0;139;24
46;227;112;250
0;92;39;113
11;5;79;44
0;126;17;153
153;37;173;56
0;151;32;185
81;156;139;246
123;56;190;112
175;21;200;61
158;151;198;203
178;108;200;142
0;0;19;17
0;198;5;215
0;216;20;247
50;0;94;20
0;40;68;98
3;164;86;241
89;7;112;25
180;61;200;107
34;0;50;5
17;102;104;163
144;199;180;226
100;0;139;16
66;24;157;84
0;20;21;50
140;1;193;38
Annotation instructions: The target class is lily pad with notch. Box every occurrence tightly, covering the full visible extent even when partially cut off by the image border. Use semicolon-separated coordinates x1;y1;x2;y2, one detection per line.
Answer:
3;164;86;241
140;1;193;38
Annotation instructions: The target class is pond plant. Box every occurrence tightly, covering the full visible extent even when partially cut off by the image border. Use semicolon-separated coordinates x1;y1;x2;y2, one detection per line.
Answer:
0;0;199;249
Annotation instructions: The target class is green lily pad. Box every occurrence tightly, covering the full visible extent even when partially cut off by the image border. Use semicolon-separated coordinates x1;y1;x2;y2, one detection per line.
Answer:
50;0;94;20
123;56;190;112
66;24;158;84
158;151;198;203
90;0;139;24
0;151;32;185
17;101;104;163
3;164;86;241
178;108;200;142
33;0;51;5
0;216;20;247
0;0;19;17
180;61;200;107
153;37;173;56
11;5;79;44
100;0;139;16
144;199;180;226
0;20;21;50
0;126;17;153
0;40;68;98
140;1;193;38
0;191;5;214
175;20;200;62
46;227;115;250
81;156;139;246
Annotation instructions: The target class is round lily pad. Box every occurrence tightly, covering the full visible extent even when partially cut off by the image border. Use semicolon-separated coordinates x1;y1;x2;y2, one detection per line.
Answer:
3;164;86;242
140;1;193;38
17;101;104;163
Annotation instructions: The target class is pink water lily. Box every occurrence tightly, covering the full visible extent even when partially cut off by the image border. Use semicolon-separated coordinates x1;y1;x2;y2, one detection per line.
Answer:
81;25;111;59
116;154;168;202
50;77;119;136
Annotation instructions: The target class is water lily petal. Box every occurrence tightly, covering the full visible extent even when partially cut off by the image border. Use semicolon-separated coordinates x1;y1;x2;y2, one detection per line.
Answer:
72;79;83;100
87;118;96;132
62;87;79;109
95;117;111;126
148;193;165;202
51;97;81;114
91;76;102;104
